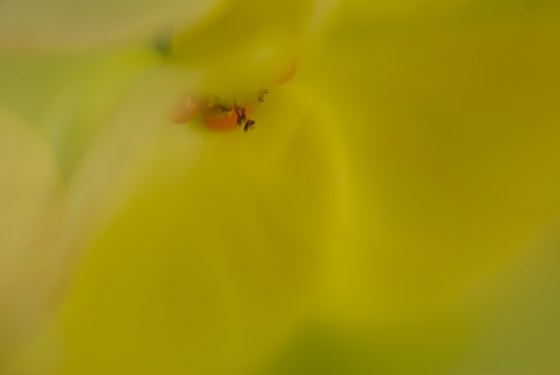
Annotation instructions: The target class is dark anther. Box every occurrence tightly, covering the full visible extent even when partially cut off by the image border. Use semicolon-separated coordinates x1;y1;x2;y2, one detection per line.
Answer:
244;119;256;132
235;106;247;127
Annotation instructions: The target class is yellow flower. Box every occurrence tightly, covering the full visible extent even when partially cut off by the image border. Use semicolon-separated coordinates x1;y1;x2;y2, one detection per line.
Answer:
1;1;338;373
2;0;560;374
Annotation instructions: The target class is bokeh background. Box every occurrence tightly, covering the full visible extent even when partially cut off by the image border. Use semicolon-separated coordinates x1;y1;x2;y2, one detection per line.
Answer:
1;0;560;374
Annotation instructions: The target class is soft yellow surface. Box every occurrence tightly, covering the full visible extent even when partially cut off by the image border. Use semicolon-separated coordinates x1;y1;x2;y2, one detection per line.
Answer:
2;0;560;374
0;108;63;368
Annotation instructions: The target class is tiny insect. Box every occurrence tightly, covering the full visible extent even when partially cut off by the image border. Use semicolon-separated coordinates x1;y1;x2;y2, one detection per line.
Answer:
244;119;256;132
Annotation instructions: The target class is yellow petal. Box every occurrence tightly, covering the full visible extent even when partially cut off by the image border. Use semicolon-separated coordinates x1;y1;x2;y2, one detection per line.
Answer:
253;12;560;373
342;0;560;26
52;68;346;374
171;0;317;94
0;0;225;52
302;9;560;324
0;108;64;364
